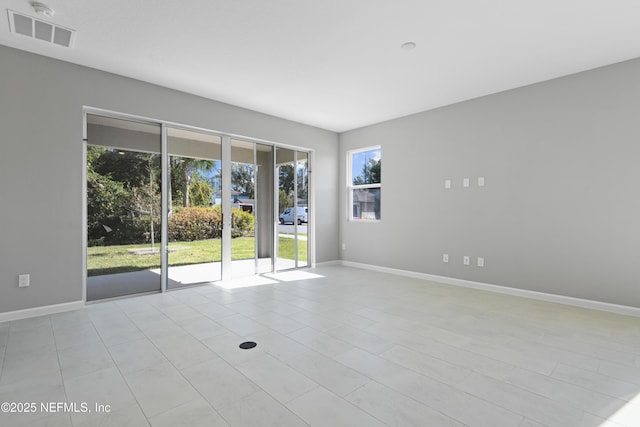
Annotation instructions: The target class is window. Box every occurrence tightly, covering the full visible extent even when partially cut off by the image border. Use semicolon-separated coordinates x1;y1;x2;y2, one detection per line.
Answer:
348;146;381;221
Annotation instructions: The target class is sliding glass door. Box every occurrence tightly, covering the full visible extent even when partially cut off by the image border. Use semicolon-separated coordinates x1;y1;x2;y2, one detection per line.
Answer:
167;128;222;289
86;115;162;301
85;111;312;300
276;147;310;271
296;151;309;267
230;140;275;277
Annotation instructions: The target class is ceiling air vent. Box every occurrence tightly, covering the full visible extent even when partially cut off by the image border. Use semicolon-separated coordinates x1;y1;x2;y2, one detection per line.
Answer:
7;10;75;47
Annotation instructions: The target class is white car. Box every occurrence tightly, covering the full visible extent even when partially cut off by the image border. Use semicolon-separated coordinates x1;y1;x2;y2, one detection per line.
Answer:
279;207;308;225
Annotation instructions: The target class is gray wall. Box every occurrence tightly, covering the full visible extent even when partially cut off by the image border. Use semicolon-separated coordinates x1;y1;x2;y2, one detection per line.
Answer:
340;58;640;308
0;45;339;313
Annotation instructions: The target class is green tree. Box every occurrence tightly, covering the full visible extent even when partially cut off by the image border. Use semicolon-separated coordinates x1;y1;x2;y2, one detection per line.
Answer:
278;189;290;214
296;160;309;203
353;158;381;185
93;149;159;189
278;163;295;195
87;147;132;244
188;173;213;207
370;158;381;183
232;163;254;199
170;158;217;208
130;155;161;250
87;147;164;246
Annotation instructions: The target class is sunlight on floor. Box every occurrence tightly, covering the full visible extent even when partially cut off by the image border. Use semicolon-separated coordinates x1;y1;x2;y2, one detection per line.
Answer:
262;270;325;282
215;275;279;290
604;392;640;426
215;269;325;289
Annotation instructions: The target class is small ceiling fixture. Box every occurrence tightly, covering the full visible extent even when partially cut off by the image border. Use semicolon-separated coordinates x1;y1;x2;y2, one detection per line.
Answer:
401;42;416;51
31;2;55;18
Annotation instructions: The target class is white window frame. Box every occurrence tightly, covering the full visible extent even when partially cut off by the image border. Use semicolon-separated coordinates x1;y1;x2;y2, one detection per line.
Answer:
347;145;381;222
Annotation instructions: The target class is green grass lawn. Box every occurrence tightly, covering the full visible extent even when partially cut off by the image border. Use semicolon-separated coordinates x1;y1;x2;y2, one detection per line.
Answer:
88;236;307;276
277;236;307;263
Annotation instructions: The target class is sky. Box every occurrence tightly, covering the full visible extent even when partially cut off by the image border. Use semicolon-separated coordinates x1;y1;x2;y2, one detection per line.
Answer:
352;148;381;184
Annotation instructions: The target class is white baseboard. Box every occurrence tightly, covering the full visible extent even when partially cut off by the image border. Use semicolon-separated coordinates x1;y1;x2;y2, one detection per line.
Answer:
3;262;637;321
312;260;342;268
0;300;85;323
340;260;640;318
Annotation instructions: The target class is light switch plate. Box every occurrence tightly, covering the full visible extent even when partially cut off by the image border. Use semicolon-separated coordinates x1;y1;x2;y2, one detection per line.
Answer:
444;179;451;189
463;256;470;265
442;253;449;263
463;178;470;188
478;177;485;187
477;257;485;267
18;274;30;287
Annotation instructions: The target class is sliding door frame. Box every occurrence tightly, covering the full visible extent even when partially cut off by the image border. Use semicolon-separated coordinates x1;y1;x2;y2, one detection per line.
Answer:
221;135;232;281
160;123;168;292
82;106;314;301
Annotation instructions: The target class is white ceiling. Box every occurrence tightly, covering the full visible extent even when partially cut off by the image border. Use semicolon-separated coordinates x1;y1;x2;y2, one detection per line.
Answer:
3;1;640;132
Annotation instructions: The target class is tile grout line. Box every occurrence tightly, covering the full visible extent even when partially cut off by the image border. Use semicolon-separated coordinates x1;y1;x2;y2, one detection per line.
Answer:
49;314;74;426
118;290;309;426
117;299;228;424
86;304;152;426
285;384;393;427
343;379;473;427
334;345;529;427
366;340;628;423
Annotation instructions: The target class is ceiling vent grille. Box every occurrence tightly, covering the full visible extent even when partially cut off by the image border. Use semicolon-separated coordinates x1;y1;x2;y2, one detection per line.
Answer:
7;9;75;47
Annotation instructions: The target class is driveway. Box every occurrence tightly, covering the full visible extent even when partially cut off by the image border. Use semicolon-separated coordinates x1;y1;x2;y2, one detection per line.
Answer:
278;224;308;234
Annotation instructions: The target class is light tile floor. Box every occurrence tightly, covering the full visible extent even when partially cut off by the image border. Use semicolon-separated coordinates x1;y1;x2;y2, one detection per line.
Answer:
1;265;640;426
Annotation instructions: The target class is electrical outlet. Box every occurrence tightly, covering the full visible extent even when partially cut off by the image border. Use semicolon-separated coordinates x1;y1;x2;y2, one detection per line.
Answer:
463;178;470;188
341;243;346;251
442;253;449;263
18;274;30;287
463;256;470;265
477;257;485;267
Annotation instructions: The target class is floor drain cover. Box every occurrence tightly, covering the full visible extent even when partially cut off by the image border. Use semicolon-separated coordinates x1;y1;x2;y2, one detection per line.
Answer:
239;341;257;350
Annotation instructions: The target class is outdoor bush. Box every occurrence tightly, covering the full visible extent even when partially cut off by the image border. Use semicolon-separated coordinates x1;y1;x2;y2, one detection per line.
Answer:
231;208;255;238
167;206;254;241
88;237;106;247
108;217;161;245
88;216;161;246
168;207;222;241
